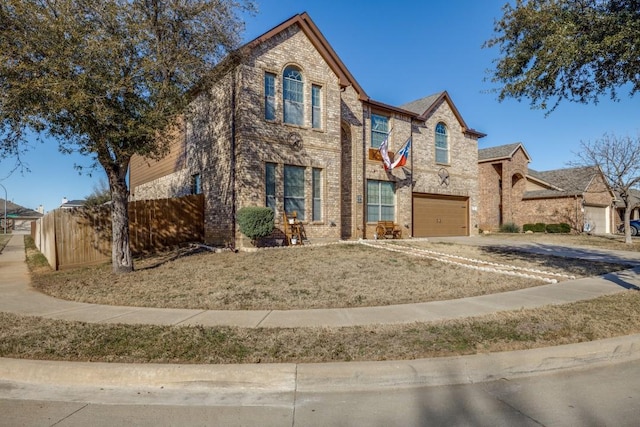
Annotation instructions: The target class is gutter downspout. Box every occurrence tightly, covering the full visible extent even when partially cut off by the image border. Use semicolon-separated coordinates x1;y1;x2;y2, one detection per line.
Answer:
362;105;368;239
410;121;414;237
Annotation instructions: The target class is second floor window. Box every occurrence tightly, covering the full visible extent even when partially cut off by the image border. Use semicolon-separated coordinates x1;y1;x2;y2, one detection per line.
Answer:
264;72;276;121
435;122;449;164
283;66;304;125
371;114;389;148
191;174;202;195
312;84;322;129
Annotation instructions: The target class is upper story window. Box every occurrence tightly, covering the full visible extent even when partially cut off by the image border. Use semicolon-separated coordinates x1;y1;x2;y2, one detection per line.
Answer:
312;84;322;129
264;72;276;121
191;173;201;195
283;66;304;125
435;122;449;164
371;114;389;149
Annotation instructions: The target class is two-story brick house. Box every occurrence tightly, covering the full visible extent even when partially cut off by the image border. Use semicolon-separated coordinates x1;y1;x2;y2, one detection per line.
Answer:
129;12;485;247
478;143;615;234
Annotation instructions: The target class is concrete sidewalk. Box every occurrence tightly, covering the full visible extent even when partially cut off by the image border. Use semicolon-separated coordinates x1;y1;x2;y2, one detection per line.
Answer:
2;233;640;407
2;234;640;328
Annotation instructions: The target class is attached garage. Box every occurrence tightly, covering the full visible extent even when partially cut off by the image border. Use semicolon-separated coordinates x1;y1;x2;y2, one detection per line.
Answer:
413;194;469;237
583;205;609;234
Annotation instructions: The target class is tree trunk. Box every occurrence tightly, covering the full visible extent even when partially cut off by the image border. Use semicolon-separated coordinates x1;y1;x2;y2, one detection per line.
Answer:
109;172;133;273
623;201;633;245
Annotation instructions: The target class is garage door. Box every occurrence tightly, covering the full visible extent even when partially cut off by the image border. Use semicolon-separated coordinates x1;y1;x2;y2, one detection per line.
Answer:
584;205;609;234
413;194;469;237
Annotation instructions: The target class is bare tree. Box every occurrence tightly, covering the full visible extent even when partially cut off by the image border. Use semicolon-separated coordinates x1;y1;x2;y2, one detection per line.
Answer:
573;134;640;244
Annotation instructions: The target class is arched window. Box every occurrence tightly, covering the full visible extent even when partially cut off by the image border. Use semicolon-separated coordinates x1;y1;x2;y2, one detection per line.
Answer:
435;122;449;164
283;66;304;125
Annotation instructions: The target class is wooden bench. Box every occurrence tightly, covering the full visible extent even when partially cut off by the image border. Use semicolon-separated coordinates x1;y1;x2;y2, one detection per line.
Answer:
376;221;402;239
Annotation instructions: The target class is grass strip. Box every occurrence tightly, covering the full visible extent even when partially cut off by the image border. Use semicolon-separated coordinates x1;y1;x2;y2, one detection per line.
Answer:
1;291;639;364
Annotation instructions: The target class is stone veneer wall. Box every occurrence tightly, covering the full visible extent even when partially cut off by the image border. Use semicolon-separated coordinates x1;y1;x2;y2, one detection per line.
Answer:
478;147;529;231
411;97;480;236
130;22;484;245
131;169;191;201
516;197;582;230
478;162;502;231
231;23;345;247
340;86;365;240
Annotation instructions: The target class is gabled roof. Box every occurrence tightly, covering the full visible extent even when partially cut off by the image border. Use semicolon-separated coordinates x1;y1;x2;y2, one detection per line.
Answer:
0;199;43;219
400;91;486;138
524;166;603;199
245;12;368;101
478;143;531;163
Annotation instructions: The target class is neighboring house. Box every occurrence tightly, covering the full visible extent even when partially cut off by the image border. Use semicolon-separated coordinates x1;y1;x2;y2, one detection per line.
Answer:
129;12;485;247
60;198;86;209
614;188;640;229
478;143;615;234
0;199;43;231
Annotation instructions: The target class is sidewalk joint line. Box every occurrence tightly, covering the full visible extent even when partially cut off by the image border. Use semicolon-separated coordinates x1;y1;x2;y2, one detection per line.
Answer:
255;310;273;327
174;310;208;325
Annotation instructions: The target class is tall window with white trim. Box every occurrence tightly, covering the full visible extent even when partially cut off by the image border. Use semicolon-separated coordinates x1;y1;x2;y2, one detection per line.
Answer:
312;168;322;221
371;114;389;148
312;84;322;129
264;72;276;121
367;180;394;221
284;165;305;220
265;163;276;211
435;122;449;164
283;66;304;125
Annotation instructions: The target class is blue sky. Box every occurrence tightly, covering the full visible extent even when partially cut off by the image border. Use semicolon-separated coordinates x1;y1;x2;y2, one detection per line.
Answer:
1;0;639;212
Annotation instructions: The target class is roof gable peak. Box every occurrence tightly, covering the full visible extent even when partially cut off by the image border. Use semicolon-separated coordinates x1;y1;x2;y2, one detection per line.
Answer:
245;12;368;100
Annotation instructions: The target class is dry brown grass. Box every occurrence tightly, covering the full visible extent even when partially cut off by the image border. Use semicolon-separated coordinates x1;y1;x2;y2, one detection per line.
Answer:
5;234;637;364
2;291;639;364
30;241;628;310
0;234;11;253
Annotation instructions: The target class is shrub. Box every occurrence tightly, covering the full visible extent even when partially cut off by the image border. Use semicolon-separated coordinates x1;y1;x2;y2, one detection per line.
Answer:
237;207;274;242
545;223;571;233
499;222;520;233
523;223;546;233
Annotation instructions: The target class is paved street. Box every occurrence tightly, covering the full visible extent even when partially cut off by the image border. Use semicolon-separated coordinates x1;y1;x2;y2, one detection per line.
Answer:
2;233;640;425
2;359;640;426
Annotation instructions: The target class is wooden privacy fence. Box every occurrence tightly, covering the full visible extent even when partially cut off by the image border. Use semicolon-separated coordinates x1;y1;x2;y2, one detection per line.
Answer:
34;194;204;270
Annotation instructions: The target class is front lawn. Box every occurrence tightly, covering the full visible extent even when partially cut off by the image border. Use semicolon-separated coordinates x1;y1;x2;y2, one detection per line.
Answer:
30;240;627;310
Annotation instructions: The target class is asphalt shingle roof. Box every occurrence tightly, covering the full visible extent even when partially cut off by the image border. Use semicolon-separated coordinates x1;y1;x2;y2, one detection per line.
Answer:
478;143;524;162
525;166;601;198
399;92;444;116
529;166;598;191
0;199;43;218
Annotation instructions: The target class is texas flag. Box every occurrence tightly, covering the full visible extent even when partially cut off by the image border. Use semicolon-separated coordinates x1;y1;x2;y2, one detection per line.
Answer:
389;137;412;170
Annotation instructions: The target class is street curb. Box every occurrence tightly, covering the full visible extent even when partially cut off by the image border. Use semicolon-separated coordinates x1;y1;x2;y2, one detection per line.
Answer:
1;333;639;406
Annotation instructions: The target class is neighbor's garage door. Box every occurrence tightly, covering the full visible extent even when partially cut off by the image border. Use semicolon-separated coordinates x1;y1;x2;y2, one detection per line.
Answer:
413;194;469;237
584;205;608;234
